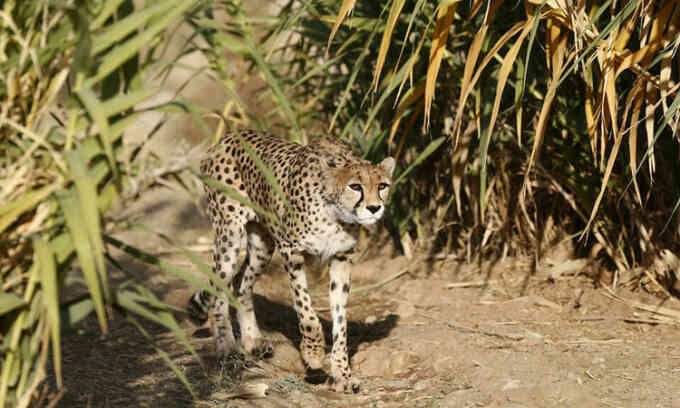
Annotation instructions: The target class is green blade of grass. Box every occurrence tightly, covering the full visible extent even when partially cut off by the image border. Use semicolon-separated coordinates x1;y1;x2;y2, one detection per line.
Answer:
90;0;127;29
362;52;413;135
92;0;178;50
100;88;157;118
74;86;118;182
59;296;95;331
124;224;228;291
66;150;110;298
116;286;201;370
125;314;196;397
0;261;38;406
0;185;59;235
119;289;185;313
236;133;291;209
328;11;382;133
481;16;537;218
84;0;197;87
200;172;281;227
33;237;61;389
56;189;108;334
0;292;26;316
243;37;301;139
103;234;230;303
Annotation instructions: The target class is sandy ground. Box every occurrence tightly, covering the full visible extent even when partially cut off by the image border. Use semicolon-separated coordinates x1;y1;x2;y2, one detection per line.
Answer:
49;186;680;408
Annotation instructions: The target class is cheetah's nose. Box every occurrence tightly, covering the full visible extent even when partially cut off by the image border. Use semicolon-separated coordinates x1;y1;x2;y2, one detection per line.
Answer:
366;205;381;214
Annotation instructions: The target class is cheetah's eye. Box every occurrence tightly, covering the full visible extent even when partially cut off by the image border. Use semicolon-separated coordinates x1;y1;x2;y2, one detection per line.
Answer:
378;183;390;190
348;183;362;192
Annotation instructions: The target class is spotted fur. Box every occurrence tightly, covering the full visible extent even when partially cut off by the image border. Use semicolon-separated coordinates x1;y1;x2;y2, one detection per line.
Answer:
189;130;394;393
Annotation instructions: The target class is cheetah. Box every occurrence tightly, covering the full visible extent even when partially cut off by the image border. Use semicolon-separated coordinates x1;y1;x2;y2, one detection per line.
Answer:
189;130;395;393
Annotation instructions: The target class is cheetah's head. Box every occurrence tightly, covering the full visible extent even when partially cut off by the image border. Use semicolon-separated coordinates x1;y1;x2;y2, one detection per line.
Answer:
323;157;395;225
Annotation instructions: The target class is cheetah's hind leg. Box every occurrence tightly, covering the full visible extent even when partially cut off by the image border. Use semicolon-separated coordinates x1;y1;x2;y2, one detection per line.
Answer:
232;222;274;359
206;206;250;366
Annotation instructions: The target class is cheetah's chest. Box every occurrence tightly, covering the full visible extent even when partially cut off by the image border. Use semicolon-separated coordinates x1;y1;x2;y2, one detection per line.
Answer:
299;211;357;259
306;230;356;260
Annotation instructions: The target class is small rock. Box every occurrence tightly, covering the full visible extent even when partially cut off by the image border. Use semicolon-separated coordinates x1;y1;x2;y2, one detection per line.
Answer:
211;383;269;400
353;347;418;379
365;315;378;324
501;379;521;390
270;342;305;373
414;379;431;391
354;346;391;377
433;357;456;375
390;351;418;376
567;372;583;385
522;330;544;346
384;379;410;389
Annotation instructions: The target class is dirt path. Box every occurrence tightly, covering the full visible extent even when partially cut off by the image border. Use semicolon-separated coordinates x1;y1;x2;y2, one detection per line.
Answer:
55;187;680;407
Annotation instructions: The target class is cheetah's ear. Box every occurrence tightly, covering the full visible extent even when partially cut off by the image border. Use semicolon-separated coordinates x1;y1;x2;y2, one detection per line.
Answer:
378;157;395;177
319;157;342;200
319;157;339;172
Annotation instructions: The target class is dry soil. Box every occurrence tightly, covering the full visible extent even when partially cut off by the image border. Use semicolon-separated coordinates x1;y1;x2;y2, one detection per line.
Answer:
51;187;680;408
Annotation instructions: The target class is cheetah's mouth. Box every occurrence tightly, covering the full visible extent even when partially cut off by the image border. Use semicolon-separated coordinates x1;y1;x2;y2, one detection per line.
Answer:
331;204;384;225
355;208;384;225
357;216;379;225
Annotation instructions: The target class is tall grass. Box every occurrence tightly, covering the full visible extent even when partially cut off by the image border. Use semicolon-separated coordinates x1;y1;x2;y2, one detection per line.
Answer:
198;0;680;289
0;0;210;405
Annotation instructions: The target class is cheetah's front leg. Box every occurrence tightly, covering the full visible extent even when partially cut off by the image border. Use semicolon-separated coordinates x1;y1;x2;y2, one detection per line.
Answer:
281;248;326;370
328;252;360;393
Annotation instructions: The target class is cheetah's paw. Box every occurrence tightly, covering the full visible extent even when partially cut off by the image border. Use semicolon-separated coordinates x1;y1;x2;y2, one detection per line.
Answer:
217;349;247;378
328;375;360;394
245;338;274;359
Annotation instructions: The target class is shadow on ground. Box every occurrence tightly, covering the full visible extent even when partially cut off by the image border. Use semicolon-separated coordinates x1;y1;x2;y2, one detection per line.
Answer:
51;287;398;407
192;294;399;385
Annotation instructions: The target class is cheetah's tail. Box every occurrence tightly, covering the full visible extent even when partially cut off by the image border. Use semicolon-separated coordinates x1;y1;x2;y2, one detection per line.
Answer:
187;289;213;326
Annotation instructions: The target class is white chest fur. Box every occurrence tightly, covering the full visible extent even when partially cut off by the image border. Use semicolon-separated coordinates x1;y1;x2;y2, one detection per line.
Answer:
301;206;357;260
304;227;356;260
